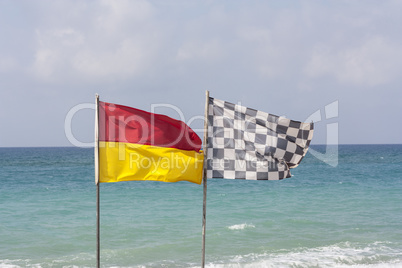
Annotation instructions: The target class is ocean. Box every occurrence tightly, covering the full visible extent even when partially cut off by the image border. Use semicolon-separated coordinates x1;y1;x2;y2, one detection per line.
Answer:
0;145;401;268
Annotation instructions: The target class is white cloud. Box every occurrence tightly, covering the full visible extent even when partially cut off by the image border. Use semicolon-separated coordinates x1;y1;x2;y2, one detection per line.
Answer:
32;28;84;80
236;27;282;78
23;0;402;90
31;0;159;81
176;39;223;61
52;28;85;47
304;36;402;87
97;0;153;32
33;48;59;80
2;0;402;146
73;38;155;78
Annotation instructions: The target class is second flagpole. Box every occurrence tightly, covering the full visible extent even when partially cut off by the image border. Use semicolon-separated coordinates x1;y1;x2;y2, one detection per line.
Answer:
201;90;210;268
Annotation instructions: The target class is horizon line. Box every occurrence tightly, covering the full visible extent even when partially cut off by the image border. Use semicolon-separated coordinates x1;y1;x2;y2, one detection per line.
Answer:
1;143;402;149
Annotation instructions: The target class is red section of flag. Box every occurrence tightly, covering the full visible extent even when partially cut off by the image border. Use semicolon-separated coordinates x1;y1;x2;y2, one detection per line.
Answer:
99;101;202;152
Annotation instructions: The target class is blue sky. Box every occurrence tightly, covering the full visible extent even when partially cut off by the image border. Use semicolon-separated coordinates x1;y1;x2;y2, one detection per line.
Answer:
1;0;401;147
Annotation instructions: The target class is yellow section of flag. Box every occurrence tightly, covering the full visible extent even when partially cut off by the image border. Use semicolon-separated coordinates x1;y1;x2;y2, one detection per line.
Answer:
99;141;204;184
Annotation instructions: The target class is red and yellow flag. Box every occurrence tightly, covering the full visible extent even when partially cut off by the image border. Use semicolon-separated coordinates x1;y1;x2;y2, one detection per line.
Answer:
98;101;204;184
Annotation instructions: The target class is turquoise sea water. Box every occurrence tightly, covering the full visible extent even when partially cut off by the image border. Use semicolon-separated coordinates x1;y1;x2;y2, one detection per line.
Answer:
0;145;401;267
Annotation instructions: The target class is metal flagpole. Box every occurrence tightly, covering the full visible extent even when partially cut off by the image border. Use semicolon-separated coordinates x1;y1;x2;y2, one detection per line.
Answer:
201;90;210;268
94;94;100;268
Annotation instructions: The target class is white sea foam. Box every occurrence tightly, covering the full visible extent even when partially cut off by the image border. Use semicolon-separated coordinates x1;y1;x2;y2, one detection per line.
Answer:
0;261;20;268
1;242;401;268
227;223;255;230
203;241;402;268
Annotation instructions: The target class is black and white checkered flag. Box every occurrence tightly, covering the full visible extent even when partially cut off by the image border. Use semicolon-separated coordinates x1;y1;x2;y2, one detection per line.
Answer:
206;97;314;180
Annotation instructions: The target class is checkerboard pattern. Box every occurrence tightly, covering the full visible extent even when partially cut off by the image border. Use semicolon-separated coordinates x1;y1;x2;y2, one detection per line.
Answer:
206;97;314;180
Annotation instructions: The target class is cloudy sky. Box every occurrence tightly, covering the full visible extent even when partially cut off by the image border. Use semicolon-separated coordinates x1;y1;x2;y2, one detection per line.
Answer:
1;0;401;147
